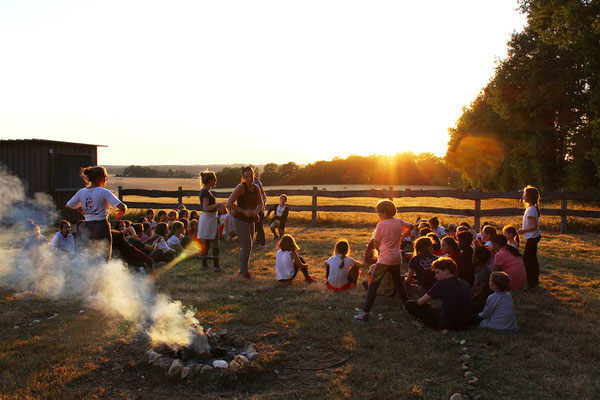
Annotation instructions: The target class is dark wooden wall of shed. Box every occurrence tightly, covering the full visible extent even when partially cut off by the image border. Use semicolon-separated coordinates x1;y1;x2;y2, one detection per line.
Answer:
0;140;99;223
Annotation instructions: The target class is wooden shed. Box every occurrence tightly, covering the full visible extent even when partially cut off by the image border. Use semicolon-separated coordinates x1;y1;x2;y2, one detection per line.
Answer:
0;139;105;221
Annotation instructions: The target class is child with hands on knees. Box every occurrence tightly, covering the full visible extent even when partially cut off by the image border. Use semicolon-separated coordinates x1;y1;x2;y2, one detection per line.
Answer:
275;234;316;285
478;271;519;333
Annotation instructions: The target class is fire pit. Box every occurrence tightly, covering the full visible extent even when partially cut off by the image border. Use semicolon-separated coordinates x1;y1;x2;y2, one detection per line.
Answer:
146;326;259;379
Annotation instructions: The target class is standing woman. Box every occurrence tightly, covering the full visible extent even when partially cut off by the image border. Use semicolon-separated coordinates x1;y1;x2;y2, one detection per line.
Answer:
518;185;542;290
66;166;126;261
226;166;264;279
197;171;226;271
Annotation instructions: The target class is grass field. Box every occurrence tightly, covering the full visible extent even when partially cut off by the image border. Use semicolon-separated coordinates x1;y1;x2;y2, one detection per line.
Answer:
1;213;600;398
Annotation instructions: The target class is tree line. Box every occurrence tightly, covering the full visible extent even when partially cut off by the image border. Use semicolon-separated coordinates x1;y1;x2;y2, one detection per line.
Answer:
117;165;195;179
446;0;600;191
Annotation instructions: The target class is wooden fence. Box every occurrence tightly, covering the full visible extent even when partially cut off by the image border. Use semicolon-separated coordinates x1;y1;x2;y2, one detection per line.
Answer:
118;186;600;233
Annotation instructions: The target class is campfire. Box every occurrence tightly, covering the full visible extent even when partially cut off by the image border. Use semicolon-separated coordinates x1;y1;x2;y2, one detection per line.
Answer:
146;326;259;379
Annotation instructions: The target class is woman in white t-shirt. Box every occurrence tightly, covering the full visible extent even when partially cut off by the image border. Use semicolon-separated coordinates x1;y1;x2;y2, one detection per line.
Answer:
66;166;126;261
50;219;76;255
517;185;542;289
325;239;361;291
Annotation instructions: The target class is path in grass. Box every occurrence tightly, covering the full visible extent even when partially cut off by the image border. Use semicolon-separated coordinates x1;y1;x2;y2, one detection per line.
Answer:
1;226;600;399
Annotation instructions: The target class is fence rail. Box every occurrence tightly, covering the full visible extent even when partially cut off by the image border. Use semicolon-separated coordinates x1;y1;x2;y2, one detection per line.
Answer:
118;186;600;233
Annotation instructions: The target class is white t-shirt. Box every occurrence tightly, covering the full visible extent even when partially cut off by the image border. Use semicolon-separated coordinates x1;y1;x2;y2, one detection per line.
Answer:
276;205;286;217
435;226;447;238
326;254;356;288
220;213;233;235
167;235;181;248
156;237;171;251
66;187;121;221
275;250;295;280
50;232;75;254
522;206;541;240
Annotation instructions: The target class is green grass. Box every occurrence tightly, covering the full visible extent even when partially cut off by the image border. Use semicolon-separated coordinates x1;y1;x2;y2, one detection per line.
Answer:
1;221;600;399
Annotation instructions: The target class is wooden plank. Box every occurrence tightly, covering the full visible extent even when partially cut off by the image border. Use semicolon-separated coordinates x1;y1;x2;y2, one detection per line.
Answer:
311;186;318;225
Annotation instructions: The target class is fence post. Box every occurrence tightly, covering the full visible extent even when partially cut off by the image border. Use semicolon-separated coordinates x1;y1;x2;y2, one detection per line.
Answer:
474;188;481;231
118;186;123;202
312;186;318;226
560;188;567;234
388;186;394;201
178;186;183;206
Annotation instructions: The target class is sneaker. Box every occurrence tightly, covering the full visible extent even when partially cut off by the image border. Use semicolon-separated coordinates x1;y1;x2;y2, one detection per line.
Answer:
353;311;370;322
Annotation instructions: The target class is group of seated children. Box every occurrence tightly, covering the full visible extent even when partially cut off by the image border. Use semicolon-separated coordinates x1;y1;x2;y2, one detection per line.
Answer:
273;201;522;334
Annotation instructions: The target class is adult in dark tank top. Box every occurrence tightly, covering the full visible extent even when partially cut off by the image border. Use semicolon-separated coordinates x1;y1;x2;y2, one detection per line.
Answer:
226;166;264;279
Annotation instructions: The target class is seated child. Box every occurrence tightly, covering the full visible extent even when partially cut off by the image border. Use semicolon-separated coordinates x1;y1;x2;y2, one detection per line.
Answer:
275;234;316;285
111;230;154;272
148;222;176;262
179;209;189;220
471;245;493;313
429;217;447;238
190;210;200;221
426;232;443;256
146;209;157;229
480;225;496;247
405;257;472;331
491;234;527;291
478;271;519;333
50;219;75;255
325;239;361;291
441;236;461;265
18;219;48;263
167;210;178;228
503;225;520;249
267;194;289;239
457;230;475;287
405;237;437;297
447;223;457;239
219;207;236;242
157;210;168;224
166;221;185;254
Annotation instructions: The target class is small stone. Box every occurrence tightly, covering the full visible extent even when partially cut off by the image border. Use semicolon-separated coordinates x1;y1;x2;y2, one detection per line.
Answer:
232;336;245;348
79;310;85;313
155;357;175;370
450;338;460;344
168;359;184;377
459;354;471;362
274;369;280;374
32;319;40;324
189;364;202;378
468;377;479;384
228;295;235;299
193;334;211;360
449;393;464;400
212;360;228;369
461;347;469;352
464;371;473;378
235;355;249;364
229;360;240;369
459;339;466;345
461;364;469;370
218;329;228;337
13;326;19;329
200;365;213;373
181;366;191;379
354;307;361;312
247;351;258;359
146;350;160;364
467;384;477;391
473;395;483;400
441;329;449;335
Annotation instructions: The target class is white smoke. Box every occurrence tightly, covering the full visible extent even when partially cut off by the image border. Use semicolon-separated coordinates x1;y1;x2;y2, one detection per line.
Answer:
0;168;199;346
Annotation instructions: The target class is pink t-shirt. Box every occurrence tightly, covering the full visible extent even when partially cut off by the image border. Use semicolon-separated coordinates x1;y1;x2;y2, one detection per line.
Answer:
494;248;527;290
373;217;410;265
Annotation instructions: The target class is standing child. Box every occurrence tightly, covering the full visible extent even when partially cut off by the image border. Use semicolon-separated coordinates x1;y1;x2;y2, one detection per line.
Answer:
325;239;361;291
50;220;75;255
478;271;519;333
354;200;413;321
517;185;542;290
275;234;316;285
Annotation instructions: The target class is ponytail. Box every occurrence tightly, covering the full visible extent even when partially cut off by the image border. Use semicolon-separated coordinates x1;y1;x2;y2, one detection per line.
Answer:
334;239;350;269
80;166;107;186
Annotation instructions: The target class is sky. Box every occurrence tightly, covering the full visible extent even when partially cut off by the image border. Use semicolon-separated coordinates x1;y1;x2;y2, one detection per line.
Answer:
0;1;527;166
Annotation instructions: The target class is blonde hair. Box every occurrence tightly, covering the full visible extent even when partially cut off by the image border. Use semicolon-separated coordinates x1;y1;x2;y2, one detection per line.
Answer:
278;234;299;251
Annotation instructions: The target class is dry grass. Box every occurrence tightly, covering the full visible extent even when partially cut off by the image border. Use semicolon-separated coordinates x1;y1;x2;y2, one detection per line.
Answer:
1;217;600;399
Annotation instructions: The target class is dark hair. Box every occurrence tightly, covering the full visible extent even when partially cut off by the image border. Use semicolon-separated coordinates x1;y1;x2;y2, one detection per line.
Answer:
123;220;132;228
491;234;522;257
157;210;167;218
426;232;441;251
142;222;151;232
447;223;457;233
278;234;299;252
419;227;433;237
80;166;107;186
168;221;184;238
179;217;189;229
58;219;70;230
375;200;396;217
24;218;39;233
241;166;255;181
146;209;154;217
457;230;473;249
459;221;471;228
136;216;147;224
200;170;217;185
168;210;178;218
432;257;457;275
334;239;350;267
523;185;541;216
456;226;469;234
503;225;520;246
190;210;199;220
429;217;439;228
414;237;433;257
473;245;492;266
491;271;511;291
482;225;497;236
280;194;288;202
131;223;143;235
155;222;168;237
441;236;460;253
179;209;189;219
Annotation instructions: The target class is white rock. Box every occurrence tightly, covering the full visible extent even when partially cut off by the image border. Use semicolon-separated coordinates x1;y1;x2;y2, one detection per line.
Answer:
459;354;471;362
461;364;469;370
247;351;258;359
441;329;449;335
193;334;211;360
468;377;478;384
79;310;85;313
213;360;228;369
461;347;469;352
32;319;40;324
181;366;191;379
146;350;160;364
464;371;473;378
13;326;19;329
449;393;464;400
229;295;235;299
168;359;184;377
218;329;228;336
459;339;466;345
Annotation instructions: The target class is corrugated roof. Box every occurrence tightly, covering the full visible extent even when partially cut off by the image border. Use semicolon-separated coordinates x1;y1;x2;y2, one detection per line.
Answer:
0;138;107;147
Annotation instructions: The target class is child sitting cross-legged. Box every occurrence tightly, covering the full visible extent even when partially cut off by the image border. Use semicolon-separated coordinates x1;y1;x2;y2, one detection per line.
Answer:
470;245;493;313
275;234;317;285
405;257;472;331
404;237;437;298
477;271;519;333
325;239;361;291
